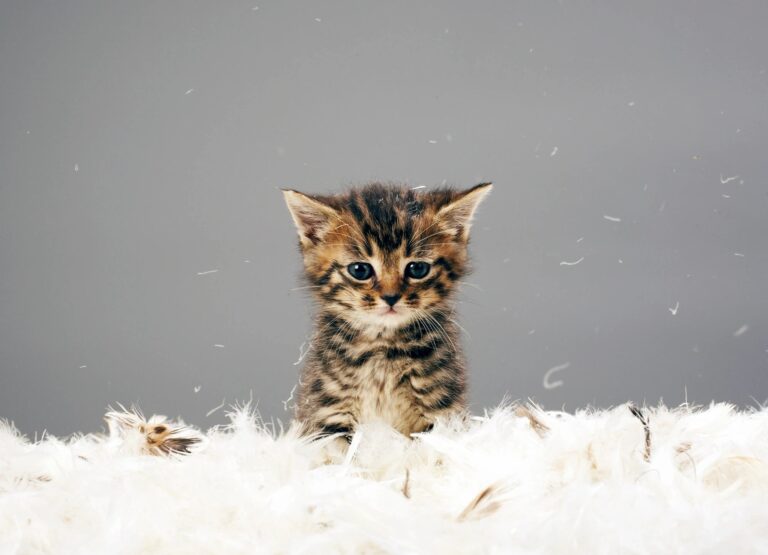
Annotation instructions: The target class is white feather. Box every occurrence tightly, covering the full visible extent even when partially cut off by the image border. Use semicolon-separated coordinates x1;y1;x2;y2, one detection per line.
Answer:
1;403;767;553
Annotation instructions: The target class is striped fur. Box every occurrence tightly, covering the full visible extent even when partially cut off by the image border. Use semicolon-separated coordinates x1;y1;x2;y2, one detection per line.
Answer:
283;182;492;438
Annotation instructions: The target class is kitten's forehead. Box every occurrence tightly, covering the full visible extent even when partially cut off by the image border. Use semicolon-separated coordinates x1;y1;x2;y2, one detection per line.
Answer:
286;182;491;261
328;185;440;256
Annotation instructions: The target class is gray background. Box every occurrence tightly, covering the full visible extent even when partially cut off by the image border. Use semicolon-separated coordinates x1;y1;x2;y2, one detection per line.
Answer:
1;1;766;437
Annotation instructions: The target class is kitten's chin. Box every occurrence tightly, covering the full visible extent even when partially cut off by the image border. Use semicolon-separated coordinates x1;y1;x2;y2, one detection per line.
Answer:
357;307;414;329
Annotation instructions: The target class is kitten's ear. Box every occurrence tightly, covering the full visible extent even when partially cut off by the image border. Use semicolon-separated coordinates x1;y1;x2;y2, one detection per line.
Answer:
282;189;339;247
436;182;493;240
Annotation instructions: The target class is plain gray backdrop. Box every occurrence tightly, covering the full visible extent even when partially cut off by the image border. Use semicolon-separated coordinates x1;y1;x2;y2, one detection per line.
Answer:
1;1;766;437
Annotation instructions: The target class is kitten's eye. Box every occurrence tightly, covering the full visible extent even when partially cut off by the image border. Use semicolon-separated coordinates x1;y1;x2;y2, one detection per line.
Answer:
405;261;431;280
347;262;374;280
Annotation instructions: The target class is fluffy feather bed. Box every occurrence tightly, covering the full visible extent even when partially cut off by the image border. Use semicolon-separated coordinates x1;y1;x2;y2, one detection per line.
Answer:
1;403;767;554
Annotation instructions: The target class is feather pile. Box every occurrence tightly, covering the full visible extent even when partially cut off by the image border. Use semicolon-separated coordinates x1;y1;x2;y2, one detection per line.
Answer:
1;402;767;554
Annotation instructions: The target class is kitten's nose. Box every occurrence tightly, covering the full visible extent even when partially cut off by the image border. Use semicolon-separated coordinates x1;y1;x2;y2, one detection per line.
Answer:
381;294;401;307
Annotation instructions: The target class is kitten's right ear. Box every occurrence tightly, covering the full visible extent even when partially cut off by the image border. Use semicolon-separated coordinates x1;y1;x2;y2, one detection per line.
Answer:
282;189;338;247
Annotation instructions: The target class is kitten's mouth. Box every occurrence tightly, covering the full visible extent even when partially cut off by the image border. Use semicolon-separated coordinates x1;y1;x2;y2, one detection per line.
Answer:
375;306;403;318
366;305;411;326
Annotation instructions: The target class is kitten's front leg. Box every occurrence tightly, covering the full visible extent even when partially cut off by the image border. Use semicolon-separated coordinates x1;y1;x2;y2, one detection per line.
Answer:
300;410;357;443
404;366;467;433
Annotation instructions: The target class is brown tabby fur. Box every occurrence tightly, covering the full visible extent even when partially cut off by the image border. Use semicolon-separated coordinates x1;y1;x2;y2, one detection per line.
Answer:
283;182;492;438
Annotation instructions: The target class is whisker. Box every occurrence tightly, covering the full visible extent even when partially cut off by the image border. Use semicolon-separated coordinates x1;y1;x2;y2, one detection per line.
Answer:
411;219;442;244
456;280;484;292
417;309;457;354
328;219;366;244
413;314;440;351
448;317;471;339
412;228;450;248
290;285;323;291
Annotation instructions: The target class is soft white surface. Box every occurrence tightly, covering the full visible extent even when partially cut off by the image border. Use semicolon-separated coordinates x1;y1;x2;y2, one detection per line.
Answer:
1;403;768;554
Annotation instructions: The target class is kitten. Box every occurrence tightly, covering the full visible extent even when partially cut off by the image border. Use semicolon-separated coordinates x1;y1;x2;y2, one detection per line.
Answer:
283;182;492;438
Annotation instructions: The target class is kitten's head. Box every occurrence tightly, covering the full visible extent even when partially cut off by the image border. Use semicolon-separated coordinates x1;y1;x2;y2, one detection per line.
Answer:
283;183;492;330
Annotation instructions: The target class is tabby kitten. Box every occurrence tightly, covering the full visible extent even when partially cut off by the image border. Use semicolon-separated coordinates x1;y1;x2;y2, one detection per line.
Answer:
283;182;492;438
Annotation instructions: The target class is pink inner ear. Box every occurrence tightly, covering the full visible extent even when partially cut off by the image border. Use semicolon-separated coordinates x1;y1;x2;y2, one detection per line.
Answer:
436;184;492;239
436;204;474;241
297;210;326;243
284;190;338;245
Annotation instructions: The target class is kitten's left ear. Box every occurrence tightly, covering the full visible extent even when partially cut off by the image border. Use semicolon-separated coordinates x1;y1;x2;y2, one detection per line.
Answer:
436;182;493;240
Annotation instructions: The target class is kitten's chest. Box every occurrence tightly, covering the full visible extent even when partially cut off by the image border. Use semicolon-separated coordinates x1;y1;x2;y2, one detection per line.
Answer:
353;353;414;430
